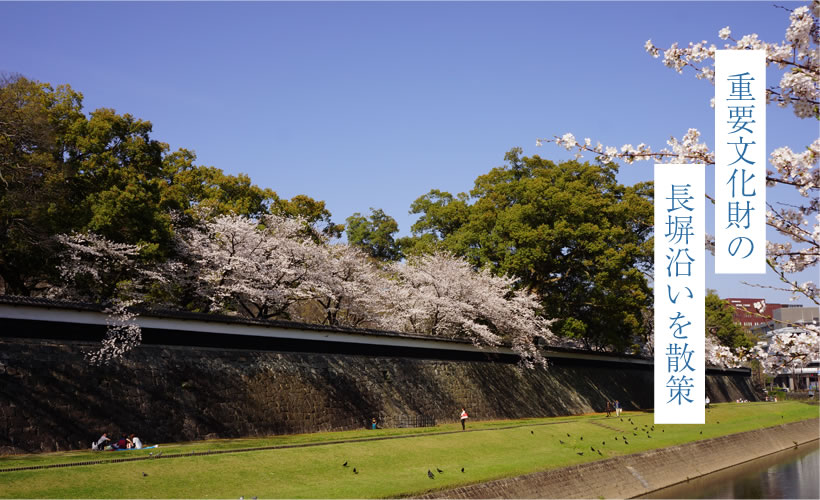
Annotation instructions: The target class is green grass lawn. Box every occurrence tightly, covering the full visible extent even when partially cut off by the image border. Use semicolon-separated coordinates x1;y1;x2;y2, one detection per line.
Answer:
0;402;817;499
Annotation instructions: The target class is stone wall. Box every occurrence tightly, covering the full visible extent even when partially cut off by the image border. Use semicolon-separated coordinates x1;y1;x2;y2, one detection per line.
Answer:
418;418;820;499
0;337;758;454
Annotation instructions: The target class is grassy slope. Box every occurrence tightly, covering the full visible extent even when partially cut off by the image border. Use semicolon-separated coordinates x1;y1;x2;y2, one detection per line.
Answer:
0;402;817;499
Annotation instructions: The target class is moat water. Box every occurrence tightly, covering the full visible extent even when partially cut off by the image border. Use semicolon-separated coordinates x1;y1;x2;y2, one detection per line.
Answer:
641;442;820;499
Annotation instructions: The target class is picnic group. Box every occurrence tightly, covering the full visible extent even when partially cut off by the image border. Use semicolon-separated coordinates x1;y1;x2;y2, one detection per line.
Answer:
92;432;145;451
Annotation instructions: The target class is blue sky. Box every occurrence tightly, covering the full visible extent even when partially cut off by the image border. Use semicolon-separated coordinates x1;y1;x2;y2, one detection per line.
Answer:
1;1;815;305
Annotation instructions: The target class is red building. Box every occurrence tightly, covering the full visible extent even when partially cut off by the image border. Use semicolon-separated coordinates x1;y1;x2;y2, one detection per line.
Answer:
725;298;783;329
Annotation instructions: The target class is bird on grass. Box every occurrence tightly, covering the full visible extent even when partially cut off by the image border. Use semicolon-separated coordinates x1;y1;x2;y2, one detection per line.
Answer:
142;472;147;477
342;461;348;467
437;468;444;473
633;432;637;436
602;441;605;446
530;430;534;435
428;470;435;479
577;452;584;456
590;446;595;452
580;436;583;441
624;440;629;445
597;450;602;456
647;435;652;439
354;468;358;474
615;437;618;441
567;433;570;437
699;431;703;435
662;429;665;433
559;440;565;445
620;418;623;422
717;421;720;424
461;468;465;473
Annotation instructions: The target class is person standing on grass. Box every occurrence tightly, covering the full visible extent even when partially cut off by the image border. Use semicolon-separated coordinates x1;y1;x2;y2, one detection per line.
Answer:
605;400;612;417
615;400;621;417
460;408;469;430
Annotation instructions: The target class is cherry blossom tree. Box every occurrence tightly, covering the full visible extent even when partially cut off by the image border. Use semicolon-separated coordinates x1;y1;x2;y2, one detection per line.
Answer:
308;242;388;327
538;1;818;308
174;213;322;319
51;232;152;363
753;328;819;390
377;251;555;367
52;218;555;367
538;2;818;371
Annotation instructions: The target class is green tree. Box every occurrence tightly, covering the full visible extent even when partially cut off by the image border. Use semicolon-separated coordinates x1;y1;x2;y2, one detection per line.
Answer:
0;75;85;294
345;208;403;261
404;148;655;351
0;75;341;298
705;291;754;349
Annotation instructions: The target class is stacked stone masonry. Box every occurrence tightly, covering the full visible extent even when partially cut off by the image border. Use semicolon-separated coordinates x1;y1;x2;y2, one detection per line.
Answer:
416;418;819;499
0;338;758;454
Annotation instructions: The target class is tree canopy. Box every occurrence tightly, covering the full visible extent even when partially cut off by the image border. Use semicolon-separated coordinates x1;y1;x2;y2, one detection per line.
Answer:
402;148;655;351
704;291;754;349
0;74;339;295
345;208;403;261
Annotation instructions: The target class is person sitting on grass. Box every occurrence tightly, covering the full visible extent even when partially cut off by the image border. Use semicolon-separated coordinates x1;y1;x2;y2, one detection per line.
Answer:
112;433;128;450
130;434;143;449
93;432;110;451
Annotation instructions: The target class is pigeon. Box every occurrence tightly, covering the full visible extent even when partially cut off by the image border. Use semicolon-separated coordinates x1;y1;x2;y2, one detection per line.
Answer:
437;468;444;473
624;440;629;445
142;472;147;477
428;470;435;479
530;430;534;435
615;437;618;441
461;468;465;473
717;421;720;424
633;432;637;436
590;447;595;452
597;450;602;455
343;461;348;467
699;431;703;435
577;452;584;456
662;429;665;432
580;436;583;441
567;433;570;437
559;440;565;444
620;418;623;422
354;468;358;474
647;435;651;438
602;441;605;446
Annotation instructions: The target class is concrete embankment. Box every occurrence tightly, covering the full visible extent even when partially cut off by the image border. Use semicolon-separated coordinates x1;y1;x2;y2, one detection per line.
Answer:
419;418;820;499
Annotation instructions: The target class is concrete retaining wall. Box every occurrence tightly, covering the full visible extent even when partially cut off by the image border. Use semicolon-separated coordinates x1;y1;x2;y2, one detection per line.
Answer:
419;418;820;499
